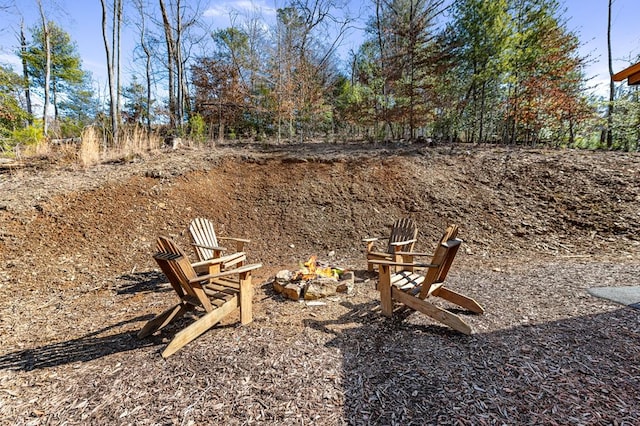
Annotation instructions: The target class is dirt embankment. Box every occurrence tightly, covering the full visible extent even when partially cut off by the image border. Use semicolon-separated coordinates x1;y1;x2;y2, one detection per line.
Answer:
1;143;638;283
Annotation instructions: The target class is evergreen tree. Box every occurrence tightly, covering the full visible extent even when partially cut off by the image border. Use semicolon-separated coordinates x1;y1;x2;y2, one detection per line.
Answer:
358;0;445;140
450;0;510;143
23;21;90;123
351;39;389;138
505;0;591;144
122;75;153;126
611;79;640;151
0;64;31;139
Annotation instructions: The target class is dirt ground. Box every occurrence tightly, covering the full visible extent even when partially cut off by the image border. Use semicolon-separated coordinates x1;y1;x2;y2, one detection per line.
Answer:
0;141;639;425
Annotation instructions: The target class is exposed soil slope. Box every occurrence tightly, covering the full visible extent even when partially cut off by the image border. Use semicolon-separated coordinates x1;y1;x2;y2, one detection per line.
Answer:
0;142;639;425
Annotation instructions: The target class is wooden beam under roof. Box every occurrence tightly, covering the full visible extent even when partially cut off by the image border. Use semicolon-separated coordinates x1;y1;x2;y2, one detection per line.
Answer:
613;61;640;85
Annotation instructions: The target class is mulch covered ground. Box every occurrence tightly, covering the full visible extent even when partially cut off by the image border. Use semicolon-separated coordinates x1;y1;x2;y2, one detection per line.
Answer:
0;142;638;425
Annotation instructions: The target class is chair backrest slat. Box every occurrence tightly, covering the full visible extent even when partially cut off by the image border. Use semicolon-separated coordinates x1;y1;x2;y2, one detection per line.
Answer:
418;225;462;299
189;217;219;261
155;236;209;307
387;218;418;253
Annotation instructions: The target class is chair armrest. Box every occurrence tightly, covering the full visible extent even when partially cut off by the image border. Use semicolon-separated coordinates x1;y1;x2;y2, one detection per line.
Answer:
362;237;385;243
362;235;390;242
389;239;417;247
368;259;437;268
219;236;251;244
191;252;246;269
190;263;263;283
367;251;394;258
222;252;247;269
191;243;227;252
394;251;432;257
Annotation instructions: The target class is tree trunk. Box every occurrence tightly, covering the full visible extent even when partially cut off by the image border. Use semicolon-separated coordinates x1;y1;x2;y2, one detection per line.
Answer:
175;0;183;129
479;81;486;143
175;2;192;129
20;21;33;121
141;7;152;131
36;0;50;136
605;0;614;148
375;0;388;141
159;0;176;130
115;0;122;136
52;81;58;121
100;0;118;146
134;0;153;132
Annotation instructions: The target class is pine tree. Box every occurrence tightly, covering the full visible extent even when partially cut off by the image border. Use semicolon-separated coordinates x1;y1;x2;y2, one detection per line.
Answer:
24;22;87;122
505;0;591;145
450;0;510;143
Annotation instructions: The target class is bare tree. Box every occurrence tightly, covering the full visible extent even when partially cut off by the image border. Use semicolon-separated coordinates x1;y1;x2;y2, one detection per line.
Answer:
1;1;15;34
271;0;352;141
157;0;206;132
114;0;122;134
158;0;176;129
19;19;33;120
36;0;50;136
133;0;153;131
100;0;122;145
605;0;614;148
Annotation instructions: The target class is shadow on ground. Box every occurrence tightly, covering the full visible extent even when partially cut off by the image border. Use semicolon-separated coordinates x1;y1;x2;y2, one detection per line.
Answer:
304;299;640;424
115;270;168;295
0;316;157;371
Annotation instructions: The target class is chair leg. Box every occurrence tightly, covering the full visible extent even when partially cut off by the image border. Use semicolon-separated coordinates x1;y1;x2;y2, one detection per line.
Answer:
239;271;253;325
379;264;393;317
392;288;472;335
162;296;240;358
432;287;484;314
137;303;188;338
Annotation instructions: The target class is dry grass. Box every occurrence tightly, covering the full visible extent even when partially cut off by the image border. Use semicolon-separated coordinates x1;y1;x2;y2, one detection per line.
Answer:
24;139;50;157
112;125;163;160
4;125;164;168
79;127;102;168
79;125;163;167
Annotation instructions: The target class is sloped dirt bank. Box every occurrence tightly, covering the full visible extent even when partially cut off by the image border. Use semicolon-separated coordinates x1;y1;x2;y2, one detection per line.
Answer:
0;142;639;425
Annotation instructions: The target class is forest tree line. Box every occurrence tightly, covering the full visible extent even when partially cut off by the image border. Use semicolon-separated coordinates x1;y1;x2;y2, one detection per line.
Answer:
1;0;639;155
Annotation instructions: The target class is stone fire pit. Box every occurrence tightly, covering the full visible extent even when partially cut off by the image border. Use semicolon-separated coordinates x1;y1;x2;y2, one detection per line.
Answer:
273;256;355;301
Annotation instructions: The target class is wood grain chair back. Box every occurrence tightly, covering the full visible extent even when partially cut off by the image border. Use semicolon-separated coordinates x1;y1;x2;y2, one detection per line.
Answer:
154;236;211;309
387;217;418;253
189;217;219;261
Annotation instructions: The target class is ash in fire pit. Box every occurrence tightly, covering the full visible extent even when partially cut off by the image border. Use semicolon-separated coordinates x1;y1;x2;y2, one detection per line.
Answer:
273;255;354;301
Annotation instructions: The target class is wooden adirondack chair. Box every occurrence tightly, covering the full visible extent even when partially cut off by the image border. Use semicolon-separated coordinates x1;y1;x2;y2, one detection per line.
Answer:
189;217;250;262
369;225;484;334
138;236;262;358
363;218;418;272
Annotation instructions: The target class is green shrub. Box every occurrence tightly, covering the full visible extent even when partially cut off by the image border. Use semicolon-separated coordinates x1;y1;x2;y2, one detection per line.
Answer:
189;113;207;143
11;121;44;146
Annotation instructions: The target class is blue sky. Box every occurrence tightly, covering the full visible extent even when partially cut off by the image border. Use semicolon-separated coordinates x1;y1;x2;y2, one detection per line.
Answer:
0;0;639;98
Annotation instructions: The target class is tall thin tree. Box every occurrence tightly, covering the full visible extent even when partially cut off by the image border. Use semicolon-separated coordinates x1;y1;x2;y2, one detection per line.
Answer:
158;0;176;129
100;0;121;145
133;0;153;131
114;0;122;136
19;19;33;121
605;0;614;148
36;0;50;136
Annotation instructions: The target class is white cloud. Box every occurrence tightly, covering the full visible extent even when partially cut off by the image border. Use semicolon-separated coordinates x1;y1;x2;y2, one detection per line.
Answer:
0;52;21;71
203;0;276;21
203;5;227;18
